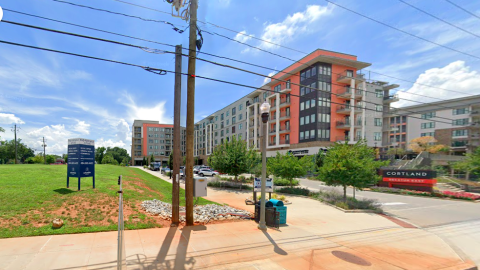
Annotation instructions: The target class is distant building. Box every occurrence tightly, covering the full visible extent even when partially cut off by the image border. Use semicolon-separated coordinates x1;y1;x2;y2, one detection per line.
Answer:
193;49;399;164
385;95;480;155
131;120;186;166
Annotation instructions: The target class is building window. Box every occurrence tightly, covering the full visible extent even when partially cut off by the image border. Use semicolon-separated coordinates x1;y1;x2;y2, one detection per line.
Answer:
226;128;229;134
311;114;316;122
374;132;381;141
286;80;291;89
300;131;304;140
421;132;435;137
452;118;469;126
226;111;229;116
375;105;383;112
453;108;469;115
221;113;224;120
305;101;310;109
274;84;281;93
221;122;224;128
148;139;153;143
226;119;230;125
215;116;218;121
239;104;243;111
300;87;305;96
318;97;330;107
318;129;330;139
421;122;435;129
232;126;236;133
239;123;243;130
375;89;383;98
300;117;304;125
232;107;236;115
300;102;304;111
305;130;310;140
374;118;382;126
155;139;158;143
232;117;236;124
305;116;310;124
452;129;468;137
421;112;436;119
318;113;330;123
215;124;217;129
221;130;224;136
311;99;316;108
239;114;242;120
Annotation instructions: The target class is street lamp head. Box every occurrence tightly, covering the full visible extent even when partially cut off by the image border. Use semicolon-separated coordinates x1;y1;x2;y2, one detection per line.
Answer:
260;101;270;114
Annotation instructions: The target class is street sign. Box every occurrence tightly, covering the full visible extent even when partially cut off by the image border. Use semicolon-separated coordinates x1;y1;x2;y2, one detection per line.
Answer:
67;138;95;190
254;178;273;192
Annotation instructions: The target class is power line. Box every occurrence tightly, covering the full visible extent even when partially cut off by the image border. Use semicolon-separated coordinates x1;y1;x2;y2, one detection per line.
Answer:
51;0;186;33
2;17;472;115
3;19;464;122
444;0;480;21
0;38;457;125
107;0;480;97
42;2;477;98
399;0;480;39
324;0;480;60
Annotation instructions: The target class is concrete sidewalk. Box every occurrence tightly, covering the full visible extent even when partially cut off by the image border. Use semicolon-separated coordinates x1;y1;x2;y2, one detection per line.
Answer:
0;168;476;270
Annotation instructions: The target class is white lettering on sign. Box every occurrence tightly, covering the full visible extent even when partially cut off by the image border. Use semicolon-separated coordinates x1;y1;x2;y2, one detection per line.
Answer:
68;138;95;146
385;171;428;177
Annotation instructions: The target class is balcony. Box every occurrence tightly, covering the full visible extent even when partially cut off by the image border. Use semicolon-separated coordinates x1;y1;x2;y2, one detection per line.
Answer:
280;139;290;145
336;70;365;83
247;99;260;107
269;115;277;122
335;121;361;130
280;99;291;108
336;105;362;114
335;135;348;142
280;112;291;120
269;141;276;146
338;86;363;99
451;141;468;148
279;126;290;133
383;94;399;103
269;129;276;134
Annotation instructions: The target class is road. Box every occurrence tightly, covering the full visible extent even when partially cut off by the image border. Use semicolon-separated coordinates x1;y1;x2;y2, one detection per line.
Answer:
299;178;480;266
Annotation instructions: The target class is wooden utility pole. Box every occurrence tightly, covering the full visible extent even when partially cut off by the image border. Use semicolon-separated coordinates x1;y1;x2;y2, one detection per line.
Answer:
42;137;46;165
13;124;17;164
172;44;182;225
185;0;198;226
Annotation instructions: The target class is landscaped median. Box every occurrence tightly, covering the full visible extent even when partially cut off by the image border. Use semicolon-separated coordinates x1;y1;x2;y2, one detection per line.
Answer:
370;186;480;201
0;164;214;238
275;187;383;213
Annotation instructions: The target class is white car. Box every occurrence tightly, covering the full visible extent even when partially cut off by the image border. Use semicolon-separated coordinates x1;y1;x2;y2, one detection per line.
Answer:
197;168;218;177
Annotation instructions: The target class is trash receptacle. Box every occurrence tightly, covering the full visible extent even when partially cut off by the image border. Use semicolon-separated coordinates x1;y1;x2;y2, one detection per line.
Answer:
256;199;274;207
269;199;286;225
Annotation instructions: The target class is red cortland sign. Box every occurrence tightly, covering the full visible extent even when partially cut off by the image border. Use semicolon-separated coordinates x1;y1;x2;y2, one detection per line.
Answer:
383;178;437;184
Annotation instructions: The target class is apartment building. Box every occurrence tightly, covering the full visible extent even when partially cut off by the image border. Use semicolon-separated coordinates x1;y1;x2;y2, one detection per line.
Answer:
193;49;399;164
385;95;480;155
131;120;186;166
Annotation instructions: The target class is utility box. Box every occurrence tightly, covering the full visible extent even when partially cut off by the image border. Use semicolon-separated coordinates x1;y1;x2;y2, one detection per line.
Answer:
193;176;207;197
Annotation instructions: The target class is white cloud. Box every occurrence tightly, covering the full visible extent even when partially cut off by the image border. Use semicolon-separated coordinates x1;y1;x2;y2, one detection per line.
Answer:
115;119;130;142
394;61;480;107
258;4;334;50
96;138;127;149
234;30;255;43
120;92;169;123
72;120;91;135
0;113;25;124
263;71;276;84
25;124;72;154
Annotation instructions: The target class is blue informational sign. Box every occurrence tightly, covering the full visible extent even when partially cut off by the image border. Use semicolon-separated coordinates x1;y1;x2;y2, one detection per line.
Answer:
67;138;95;190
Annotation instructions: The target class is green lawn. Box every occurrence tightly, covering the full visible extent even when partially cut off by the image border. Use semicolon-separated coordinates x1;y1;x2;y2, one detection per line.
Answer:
0;164;213;238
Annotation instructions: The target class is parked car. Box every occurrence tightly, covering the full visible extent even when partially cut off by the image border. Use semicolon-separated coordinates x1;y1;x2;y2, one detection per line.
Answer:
161;167;171;174
194;166;210;174
150;162;161;171
197;168;218;177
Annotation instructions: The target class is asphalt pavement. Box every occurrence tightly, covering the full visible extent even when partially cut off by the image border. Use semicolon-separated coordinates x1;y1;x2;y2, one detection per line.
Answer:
298;178;480;267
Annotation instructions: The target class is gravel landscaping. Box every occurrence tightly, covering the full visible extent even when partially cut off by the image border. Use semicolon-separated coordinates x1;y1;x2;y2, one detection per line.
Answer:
141;199;252;223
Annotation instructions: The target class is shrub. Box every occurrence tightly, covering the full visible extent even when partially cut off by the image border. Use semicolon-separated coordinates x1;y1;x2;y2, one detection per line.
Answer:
274;178;299;186
166;172;172;177
311;190;382;211
371;187;403;194
207;180;252;190
276;187;310;196
442;191;480;200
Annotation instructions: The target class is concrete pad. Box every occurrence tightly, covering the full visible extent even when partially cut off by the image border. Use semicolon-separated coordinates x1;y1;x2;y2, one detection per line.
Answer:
24;248;90;270
40;233;95;253
0;253;38;270
0;235;51;256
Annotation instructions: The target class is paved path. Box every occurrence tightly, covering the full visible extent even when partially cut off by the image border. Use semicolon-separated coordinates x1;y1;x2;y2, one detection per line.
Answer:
0;169;476;270
299;177;480;267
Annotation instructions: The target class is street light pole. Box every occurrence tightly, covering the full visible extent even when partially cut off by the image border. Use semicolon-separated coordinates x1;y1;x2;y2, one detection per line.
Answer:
258;101;270;231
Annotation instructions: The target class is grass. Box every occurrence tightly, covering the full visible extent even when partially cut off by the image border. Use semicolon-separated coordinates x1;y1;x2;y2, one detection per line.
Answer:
0;164;213;238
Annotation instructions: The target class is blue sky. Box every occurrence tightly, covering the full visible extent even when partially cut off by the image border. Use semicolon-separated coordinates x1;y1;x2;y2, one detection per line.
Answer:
1;0;480;155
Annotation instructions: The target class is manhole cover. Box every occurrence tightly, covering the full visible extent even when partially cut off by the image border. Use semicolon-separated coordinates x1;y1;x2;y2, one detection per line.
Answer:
331;251;371;266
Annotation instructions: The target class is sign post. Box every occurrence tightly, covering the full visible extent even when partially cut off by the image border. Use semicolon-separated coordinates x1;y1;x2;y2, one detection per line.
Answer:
67;138;95;191
254;178;274;200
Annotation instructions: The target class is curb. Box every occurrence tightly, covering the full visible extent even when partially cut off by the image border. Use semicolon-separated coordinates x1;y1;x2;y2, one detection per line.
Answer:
369;190;480;203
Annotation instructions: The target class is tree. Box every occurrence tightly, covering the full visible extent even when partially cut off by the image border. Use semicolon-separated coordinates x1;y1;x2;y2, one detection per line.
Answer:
142;156;146;166
409;136;448;154
0;127;4;140
268;152;312;188
0;139;34;164
150;154;155;164
386;147;406;158
209;136;257;188
452;147;480;179
45;155;56;164
105;147;130;164
63;154;68;163
95;147;106;164
318;141;388;201
32;154;44;164
121;157;130;166
102;153;117;165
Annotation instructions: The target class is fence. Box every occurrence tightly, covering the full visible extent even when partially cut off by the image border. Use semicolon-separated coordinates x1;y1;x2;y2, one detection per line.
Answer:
117;175;127;270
